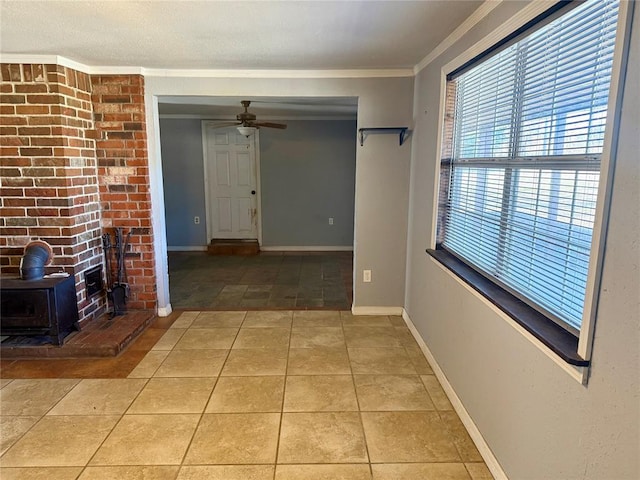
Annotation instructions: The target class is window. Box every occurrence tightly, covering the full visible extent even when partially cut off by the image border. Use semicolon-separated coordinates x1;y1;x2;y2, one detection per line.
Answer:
436;0;621;338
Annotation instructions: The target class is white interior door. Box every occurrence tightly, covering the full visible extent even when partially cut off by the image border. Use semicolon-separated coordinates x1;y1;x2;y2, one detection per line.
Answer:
204;125;258;240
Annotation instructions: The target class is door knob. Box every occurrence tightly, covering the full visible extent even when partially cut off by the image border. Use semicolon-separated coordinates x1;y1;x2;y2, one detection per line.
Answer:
251;190;256;195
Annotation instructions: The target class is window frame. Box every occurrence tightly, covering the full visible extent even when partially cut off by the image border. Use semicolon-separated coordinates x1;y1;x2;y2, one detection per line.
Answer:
428;0;634;383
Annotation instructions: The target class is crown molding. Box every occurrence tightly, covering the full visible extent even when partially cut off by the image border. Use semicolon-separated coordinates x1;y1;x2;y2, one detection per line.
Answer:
86;65;146;75
0;54;145;75
0;54;413;79
414;0;503;75
442;0;561;76
0;54;86;72
142;68;413;79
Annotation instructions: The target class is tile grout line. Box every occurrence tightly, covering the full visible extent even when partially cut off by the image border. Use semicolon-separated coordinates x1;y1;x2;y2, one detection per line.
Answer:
175;310;247;470
0;401;45;462
2;378;84;464
402;343;436;403
76;375;151;475
273;310;293;478
175;312;211;470
0;310;490;478
0;375;157;467
436;409;467;465
341;310;375;477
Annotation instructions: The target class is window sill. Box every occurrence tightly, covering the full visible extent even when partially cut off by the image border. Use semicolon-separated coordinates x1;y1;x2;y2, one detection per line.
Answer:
426;248;589;367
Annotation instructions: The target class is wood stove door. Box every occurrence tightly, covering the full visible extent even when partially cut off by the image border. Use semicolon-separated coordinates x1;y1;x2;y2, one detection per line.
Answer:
1;289;52;328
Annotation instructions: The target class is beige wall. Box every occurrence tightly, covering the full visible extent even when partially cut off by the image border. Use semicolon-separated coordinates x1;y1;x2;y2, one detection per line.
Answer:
405;2;639;479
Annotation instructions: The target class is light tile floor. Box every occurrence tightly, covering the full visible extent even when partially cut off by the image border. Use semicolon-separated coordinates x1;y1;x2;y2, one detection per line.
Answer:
0;310;494;480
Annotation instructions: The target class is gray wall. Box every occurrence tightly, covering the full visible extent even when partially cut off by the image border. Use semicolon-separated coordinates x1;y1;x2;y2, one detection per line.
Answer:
405;2;639;479
147;76;414;309
159;118;207;247
260;120;356;247
159;118;357;248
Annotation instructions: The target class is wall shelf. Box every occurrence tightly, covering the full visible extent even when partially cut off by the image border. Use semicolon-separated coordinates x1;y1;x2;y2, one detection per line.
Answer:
358;127;409;146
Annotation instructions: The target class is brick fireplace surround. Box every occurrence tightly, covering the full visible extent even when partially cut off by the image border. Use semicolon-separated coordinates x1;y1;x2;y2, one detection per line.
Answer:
0;63;156;326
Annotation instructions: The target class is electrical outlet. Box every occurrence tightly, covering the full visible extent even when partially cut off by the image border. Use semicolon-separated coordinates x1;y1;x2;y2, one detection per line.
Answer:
194;216;200;224
328;217;334;225
363;269;372;283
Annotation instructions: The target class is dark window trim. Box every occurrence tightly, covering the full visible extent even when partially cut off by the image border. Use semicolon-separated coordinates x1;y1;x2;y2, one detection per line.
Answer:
427;247;589;367
447;0;573;80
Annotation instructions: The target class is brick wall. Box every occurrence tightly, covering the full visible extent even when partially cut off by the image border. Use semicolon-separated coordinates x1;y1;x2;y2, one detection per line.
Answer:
0;64;105;322
92;75;156;311
1;65;157;320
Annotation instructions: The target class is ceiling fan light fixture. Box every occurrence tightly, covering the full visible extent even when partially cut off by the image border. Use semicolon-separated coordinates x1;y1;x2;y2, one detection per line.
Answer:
237;125;257;137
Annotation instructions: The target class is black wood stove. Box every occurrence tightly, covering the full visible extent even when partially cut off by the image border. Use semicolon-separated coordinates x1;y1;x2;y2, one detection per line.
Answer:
1;275;79;346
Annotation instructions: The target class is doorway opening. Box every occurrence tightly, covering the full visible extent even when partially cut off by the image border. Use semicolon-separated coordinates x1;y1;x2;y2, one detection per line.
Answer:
158;96;358;310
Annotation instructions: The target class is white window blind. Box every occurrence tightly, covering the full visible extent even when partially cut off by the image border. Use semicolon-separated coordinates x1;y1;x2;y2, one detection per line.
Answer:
442;0;620;332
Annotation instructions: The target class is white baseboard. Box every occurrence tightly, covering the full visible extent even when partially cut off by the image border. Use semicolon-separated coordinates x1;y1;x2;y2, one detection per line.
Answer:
167;246;207;252
260;246;353;252
351;306;404;316
402;309;508;480
157;304;173;317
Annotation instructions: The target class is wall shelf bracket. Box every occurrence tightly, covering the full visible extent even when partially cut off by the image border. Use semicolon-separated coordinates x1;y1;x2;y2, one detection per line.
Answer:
358;127;409;146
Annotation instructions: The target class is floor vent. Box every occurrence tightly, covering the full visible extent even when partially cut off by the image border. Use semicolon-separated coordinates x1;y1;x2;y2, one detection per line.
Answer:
207;239;260;256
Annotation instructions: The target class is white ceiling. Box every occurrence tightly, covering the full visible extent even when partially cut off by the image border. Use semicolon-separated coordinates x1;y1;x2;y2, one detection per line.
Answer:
0;0;483;71
1;0;484;117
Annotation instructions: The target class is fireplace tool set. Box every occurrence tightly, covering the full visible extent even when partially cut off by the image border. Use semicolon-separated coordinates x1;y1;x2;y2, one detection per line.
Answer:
101;228;132;317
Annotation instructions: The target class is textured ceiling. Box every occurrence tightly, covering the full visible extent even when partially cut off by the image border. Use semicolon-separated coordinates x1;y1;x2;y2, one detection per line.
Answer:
0;0;483;70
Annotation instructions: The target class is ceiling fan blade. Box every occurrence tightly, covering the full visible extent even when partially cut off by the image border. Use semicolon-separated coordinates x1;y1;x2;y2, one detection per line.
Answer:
210;121;241;128
252;122;287;129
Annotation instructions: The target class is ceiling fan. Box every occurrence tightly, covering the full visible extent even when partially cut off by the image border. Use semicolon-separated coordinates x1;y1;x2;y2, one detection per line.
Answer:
214;100;287;136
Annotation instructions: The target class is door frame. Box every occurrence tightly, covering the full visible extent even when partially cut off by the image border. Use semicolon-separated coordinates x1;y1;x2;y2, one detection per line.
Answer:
201;121;263;245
